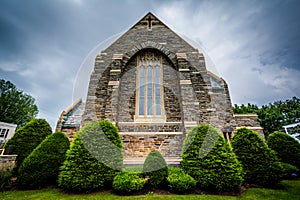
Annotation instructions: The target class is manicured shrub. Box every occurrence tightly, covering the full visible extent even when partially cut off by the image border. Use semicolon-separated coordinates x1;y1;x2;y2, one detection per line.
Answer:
113;172;145;194
4;118;52;171
280;162;299;179
167;167;196;193
267;131;300;169
142;150;168;188
231;128;284;186
58;120;123;192
17;132;70;189
123;166;143;173
181;125;243;190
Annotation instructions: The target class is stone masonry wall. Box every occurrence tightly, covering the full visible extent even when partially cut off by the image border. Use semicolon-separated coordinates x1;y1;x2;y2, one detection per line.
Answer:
81;13;238;159
121;134;184;158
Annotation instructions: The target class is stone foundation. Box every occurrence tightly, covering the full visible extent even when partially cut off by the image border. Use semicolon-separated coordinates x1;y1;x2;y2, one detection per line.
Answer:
121;133;184;159
0;155;17;171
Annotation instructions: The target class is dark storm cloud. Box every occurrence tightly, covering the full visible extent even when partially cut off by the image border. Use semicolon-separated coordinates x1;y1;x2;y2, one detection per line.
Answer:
0;0;158;128
0;0;299;128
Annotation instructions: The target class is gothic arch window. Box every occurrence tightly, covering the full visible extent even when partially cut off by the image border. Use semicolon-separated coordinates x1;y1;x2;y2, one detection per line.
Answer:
135;51;165;122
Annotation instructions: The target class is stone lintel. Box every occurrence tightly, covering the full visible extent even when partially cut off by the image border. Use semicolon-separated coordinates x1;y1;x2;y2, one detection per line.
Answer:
108;81;120;86
176;53;187;59
179;68;190;72
112;54;123;60
184;121;198;128
198;53;204;59
180;80;192;85
110;69;121;73
182;101;199;106
206;108;216;112
95;60;105;63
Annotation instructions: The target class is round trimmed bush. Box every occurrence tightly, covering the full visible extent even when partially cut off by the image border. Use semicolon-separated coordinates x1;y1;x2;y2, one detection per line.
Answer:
113;172;145;194
17;132;70;189
142;150;168;188
181;125;243;190
267;131;300;169
231;128;284;186
167;168;196;193
280;162;299;179
58;120;123;192
5;118;52;170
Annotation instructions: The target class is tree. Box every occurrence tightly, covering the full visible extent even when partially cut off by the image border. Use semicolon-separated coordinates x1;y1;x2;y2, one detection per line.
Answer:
233;103;259;114
4;118;52;170
0;79;38;127
142;150;168;188
181;125;243;190
258;97;300;135
17;132;70;189
267;131;300;169
231;128;284;186
233;97;300;136
58;120;123;192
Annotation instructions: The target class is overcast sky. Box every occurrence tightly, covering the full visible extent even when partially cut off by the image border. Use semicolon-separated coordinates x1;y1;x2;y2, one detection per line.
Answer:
1;0;300;129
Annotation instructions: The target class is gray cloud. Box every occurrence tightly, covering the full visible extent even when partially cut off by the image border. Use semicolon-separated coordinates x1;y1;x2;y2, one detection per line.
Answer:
1;0;299;128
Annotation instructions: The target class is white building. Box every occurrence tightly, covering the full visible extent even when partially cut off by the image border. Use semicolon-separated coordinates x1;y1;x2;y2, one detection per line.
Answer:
282;122;300;143
0;122;17;149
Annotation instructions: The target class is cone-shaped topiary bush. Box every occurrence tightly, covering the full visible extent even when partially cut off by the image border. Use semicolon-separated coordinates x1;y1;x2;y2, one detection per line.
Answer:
142;150;168;188
181;125;243;190
231;128;284;186
267;131;300;169
167;167;196;193
4;118;52;170
17;132;70;189
113;172;146;194
58;120;123;192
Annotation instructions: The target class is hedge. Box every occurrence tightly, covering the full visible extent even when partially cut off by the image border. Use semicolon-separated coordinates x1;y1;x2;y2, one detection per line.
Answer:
4;118;52;170
17;132;69;189
167;167;196;193
181;125;243;190
280;162;299;179
142;150;168;188
58;120;123;192
267;131;300;169
113;172;145;194
231;128;284;186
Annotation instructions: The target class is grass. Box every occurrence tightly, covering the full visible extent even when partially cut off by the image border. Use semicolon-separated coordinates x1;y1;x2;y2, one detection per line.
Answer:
0;180;299;200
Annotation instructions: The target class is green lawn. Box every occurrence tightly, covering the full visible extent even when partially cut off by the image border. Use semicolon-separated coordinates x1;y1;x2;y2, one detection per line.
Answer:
1;180;299;200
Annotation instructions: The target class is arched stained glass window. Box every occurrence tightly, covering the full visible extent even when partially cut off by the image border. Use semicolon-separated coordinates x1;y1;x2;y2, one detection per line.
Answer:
135;51;164;121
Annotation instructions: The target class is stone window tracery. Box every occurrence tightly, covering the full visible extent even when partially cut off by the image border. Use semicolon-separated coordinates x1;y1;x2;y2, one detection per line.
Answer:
135;51;165;122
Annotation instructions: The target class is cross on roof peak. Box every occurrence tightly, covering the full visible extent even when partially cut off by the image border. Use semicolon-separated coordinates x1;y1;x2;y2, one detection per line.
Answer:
146;15;153;29
130;12;168;30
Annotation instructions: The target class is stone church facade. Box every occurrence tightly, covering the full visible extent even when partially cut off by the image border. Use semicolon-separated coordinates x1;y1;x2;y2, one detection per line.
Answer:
56;13;263;163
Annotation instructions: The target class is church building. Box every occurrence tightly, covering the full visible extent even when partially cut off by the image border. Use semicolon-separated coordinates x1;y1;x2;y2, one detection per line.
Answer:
56;12;263;164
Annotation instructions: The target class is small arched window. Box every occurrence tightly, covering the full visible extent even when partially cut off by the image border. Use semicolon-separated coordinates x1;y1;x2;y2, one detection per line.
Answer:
135;51;165;122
